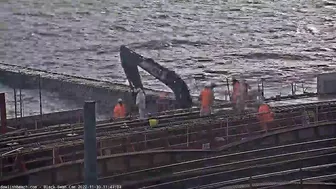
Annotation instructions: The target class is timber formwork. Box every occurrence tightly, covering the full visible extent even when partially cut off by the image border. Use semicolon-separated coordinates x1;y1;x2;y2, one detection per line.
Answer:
1;121;335;185
1;101;336;178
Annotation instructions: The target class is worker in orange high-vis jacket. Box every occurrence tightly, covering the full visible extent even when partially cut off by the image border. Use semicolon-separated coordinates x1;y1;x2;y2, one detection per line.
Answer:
232;78;250;112
257;102;274;133
199;82;215;116
113;98;126;120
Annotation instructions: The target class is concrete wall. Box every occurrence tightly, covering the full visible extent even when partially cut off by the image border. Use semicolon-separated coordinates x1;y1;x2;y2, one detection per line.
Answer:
6;109;83;130
0;63;202;118
317;72;336;95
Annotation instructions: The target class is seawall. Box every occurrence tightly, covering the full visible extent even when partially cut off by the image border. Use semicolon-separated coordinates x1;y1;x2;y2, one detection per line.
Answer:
6;109;83;130
0;63;204;117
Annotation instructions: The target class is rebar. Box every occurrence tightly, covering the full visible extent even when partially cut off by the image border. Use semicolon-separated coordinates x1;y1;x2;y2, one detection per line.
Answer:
2;100;335;141
1;118;335;177
1;102;336;178
19;86;22;118
1;107;336;155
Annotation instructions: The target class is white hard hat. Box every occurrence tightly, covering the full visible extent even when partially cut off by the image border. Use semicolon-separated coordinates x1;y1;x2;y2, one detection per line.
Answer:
118;98;123;102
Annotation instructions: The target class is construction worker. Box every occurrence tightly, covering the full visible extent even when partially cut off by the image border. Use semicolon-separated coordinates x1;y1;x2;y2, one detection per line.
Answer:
232;77;250;113
136;88;146;120
113;98;126;119
199;82;215;116
257;102;274;133
157;92;169;112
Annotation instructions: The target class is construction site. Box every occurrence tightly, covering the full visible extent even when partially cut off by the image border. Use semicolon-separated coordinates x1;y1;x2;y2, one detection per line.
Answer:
1;46;336;188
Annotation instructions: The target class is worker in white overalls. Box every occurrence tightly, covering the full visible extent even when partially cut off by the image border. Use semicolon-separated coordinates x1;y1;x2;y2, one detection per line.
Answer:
235;77;248;113
136;88;146;120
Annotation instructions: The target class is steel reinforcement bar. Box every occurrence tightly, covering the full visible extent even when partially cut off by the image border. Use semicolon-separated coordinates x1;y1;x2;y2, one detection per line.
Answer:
0;108;247;146
1;109;336;177
1;106;334;159
1;100;335;149
0;108;258;151
2;98;334;141
0;121;335;184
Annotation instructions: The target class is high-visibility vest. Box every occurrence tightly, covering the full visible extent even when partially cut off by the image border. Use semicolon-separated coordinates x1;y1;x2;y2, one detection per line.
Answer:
200;88;213;108
113;104;126;119
258;104;274;122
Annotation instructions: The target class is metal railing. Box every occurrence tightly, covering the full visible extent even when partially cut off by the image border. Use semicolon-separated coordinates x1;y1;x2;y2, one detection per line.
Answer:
1;108;336;177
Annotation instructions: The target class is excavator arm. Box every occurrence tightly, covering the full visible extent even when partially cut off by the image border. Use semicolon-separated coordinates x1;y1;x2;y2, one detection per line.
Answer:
119;45;193;109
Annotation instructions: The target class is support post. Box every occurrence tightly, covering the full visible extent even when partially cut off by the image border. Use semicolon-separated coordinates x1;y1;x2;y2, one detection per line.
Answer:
226;77;231;100
186;125;189;148
14;88;17;120
38;75;43;128
52;148;56;165
261;79;264;98
249;176;253;189
300;166;303;188
99;141;103;156
0;93;7;134
84;101;97;186
226;118;229;143
315;106;319;123
0;157;2;177
18;72;23;118
19;88;22;118
144;133;147;149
